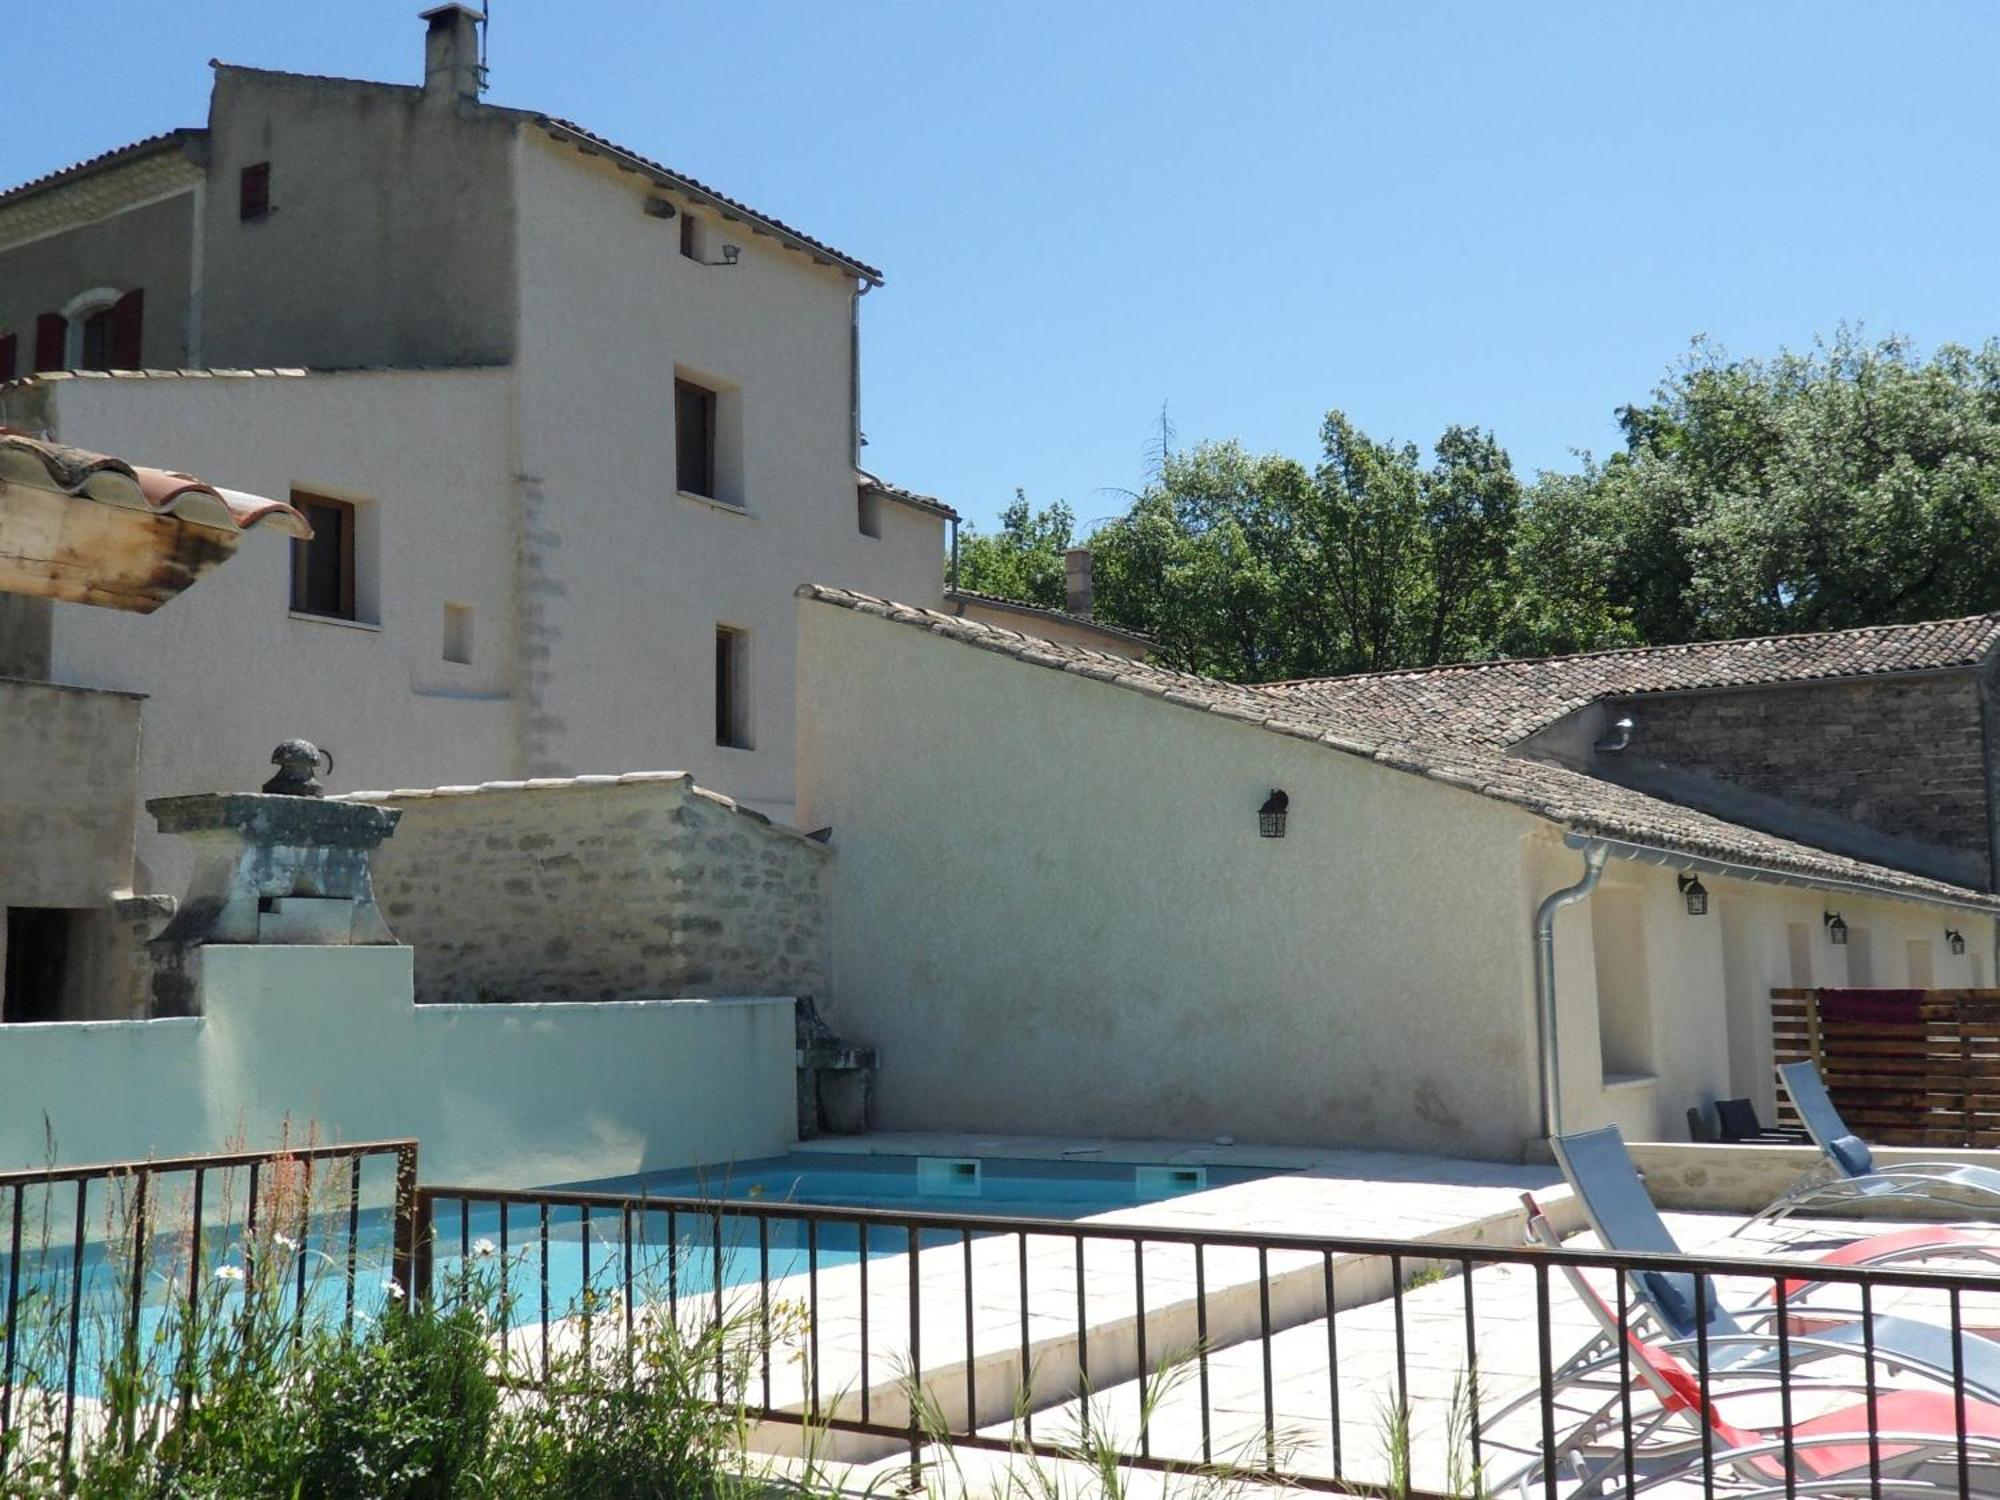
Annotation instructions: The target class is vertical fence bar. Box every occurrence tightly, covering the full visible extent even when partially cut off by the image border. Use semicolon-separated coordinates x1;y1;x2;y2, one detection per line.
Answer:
579;1205;592;1367
1195;1241;1212;1466
0;1185;18;1472
1390;1252;1409;1456
962;1228;975;1439
1323;1250;1342;1482
712;1210;726;1402
1018;1231;1033;1443
907;1219;924;1481
344;1155;361;1330
1693;1272;1714;1500
60;1177;85;1482
1460;1254;1481;1482
1776;1277;1796;1498
245;1161;261;1299
1616;1270;1635;1499
1954;1284;1971;1500
125;1171;151;1386
294;1161;311;1340
1861;1279;1881;1500
1074;1231;1089;1443
391;1144;421;1309
1258;1245;1275;1473
859;1220;871;1425
498;1201;510;1365
184;1166;206;1423
756;1213;770;1411
1535;1261;1556;1500
538;1201;551;1387
621;1205;635;1372
1134;1239;1150;1461
807;1217;821;1423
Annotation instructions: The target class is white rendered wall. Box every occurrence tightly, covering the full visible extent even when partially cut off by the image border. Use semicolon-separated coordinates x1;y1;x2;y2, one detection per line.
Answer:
795;601;1546;1159
38;370;519;901
0;945;795;1183
510;135;946;821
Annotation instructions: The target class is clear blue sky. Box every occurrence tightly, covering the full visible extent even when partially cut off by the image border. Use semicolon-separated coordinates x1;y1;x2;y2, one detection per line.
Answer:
12;3;2000;532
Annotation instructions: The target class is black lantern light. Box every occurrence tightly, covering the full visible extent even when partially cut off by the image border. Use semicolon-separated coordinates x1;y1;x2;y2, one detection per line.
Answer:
1948;928;1968;956
1824;911;1849;946
1677;874;1709;916
1258;789;1289;839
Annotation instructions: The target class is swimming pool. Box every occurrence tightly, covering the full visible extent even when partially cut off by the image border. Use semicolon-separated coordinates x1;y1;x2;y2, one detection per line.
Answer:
425;1152;1286;1327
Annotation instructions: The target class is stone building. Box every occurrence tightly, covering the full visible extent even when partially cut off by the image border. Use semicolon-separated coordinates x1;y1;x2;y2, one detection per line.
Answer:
0;4;953;913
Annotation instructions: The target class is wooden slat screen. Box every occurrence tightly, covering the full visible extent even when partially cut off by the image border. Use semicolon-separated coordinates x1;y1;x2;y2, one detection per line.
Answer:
1772;987;2000;1147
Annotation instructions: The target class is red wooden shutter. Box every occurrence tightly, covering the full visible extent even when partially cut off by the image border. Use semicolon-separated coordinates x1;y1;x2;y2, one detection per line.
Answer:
0;334;15;382
33;313;65;372
108;288;143;368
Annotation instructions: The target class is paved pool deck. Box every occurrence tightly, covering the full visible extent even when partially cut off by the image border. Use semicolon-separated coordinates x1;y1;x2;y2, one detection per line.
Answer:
732;1133;1574;1461
792;1207;2000;1497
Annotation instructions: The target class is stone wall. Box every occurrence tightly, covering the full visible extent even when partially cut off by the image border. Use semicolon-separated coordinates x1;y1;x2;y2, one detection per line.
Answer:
1609;670;1991;886
347;772;829;1006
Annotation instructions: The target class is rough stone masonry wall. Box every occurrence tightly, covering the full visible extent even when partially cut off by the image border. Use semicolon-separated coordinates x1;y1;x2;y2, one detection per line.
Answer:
1609;670;1990;884
349;773;828;1005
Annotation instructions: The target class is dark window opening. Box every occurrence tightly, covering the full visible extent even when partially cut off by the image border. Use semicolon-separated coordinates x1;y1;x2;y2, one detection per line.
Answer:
33;313;66;372
290;492;358;620
715;625;751;749
675;378;717;497
74;289;143;372
680;211;698;260
0;333;15;383
4;908;72;1023
858;488;883;538
240;161;271;220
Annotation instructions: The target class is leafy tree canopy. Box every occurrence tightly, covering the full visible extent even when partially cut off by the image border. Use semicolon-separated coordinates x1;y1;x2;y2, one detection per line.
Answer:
949;329;2000;680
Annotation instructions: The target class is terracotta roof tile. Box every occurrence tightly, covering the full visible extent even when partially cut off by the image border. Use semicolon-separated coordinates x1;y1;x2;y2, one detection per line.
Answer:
1254;615;2000;749
858;469;957;521
799;584;2000;912
0;428;306;536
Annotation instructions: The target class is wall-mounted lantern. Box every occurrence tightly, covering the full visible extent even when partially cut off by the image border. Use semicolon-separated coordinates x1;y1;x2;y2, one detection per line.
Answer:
1258;789;1289;839
1824;911;1849;946
1948;928;1968;956
1676;874;1709;916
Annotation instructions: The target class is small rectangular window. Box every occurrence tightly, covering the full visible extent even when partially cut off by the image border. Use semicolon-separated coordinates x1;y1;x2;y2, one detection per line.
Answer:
0;333;15;383
858;487;883;539
240;162;271;221
715;625;751;749
675;378;717;498
290;492;358;620
442;601;474;664
4;907;74;1023
680;211;698;260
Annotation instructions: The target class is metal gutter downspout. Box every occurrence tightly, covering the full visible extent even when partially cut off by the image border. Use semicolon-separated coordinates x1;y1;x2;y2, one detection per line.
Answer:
1536;840;1608;1141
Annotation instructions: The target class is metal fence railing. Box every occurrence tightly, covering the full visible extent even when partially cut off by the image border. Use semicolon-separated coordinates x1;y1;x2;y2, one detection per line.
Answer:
409;1181;2000;1497
0;1138;418;1485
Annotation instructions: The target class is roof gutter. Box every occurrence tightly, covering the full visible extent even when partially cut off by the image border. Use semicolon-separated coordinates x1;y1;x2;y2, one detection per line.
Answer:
1564;830;2000;917
1535;841;1607;1142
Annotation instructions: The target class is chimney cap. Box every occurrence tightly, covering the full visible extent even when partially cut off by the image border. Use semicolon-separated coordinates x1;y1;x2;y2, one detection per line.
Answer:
419;2;484;20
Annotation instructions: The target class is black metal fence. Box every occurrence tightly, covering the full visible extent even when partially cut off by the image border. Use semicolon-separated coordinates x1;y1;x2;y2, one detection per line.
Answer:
0;1138;418;1485
409;1181;2000;1497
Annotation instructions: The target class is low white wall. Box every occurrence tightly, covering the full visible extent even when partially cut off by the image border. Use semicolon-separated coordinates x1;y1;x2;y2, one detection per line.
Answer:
0;945;796;1184
1628;1139;2000;1220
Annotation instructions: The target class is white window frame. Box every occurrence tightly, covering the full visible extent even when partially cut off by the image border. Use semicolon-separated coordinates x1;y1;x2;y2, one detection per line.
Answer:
59;286;122;368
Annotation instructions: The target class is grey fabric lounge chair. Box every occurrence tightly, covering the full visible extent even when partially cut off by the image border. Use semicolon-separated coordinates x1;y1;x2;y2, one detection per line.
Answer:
1772;1059;2000;1223
1551;1124;2000;1399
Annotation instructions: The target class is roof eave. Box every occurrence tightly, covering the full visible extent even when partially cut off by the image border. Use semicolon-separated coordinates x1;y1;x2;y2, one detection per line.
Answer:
531;118;883;286
1565;829;2000;916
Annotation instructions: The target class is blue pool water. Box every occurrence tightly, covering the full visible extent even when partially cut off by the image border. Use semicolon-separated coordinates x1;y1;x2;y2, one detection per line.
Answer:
428;1153;1284;1329
2;1153;1282;1395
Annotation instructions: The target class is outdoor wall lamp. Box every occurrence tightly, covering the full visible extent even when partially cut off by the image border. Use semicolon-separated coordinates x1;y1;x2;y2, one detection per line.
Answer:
1824;911;1849;945
1949;928;1968;955
1677;874;1709;916
1258;789;1289;838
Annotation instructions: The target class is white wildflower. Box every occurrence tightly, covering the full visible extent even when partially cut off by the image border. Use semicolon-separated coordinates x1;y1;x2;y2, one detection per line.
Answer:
215;1264;245;1283
472;1238;497;1259
383;1275;405;1299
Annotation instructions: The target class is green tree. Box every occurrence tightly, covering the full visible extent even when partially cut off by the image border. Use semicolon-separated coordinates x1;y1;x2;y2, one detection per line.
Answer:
950;490;1073;608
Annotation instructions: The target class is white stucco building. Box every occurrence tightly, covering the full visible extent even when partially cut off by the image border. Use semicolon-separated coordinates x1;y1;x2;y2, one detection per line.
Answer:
794;588;2000;1161
0;6;956;911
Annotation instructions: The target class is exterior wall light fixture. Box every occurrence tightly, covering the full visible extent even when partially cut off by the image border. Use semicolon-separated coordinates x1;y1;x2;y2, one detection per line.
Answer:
1824;911;1849;946
1258;789;1289;838
1948;928;1968;956
1677;874;1709;916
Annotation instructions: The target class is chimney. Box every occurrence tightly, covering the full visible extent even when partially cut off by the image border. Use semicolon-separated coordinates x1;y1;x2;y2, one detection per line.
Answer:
1064;547;1094;619
420;3;483;102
